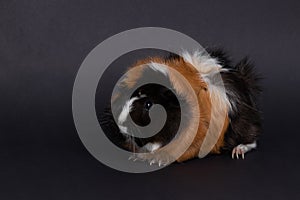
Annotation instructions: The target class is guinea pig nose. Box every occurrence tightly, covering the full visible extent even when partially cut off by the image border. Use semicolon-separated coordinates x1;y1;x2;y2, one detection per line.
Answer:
144;101;153;110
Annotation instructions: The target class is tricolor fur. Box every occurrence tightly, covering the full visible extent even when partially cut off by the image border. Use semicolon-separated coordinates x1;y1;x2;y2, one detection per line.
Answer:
99;49;262;163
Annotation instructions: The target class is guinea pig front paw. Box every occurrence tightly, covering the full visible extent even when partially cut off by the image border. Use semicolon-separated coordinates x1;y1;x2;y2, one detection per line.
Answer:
147;153;171;167
128;153;145;162
128;152;172;167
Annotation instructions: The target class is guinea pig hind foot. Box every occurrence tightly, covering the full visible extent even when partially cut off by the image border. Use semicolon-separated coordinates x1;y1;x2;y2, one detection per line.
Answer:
231;141;257;159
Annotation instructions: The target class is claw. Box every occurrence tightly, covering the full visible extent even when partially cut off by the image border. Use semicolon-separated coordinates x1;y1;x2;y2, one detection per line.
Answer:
231;142;257;160
150;160;155;165
232;146;247;159
128;156;134;161
158;161;162;167
236;151;239;159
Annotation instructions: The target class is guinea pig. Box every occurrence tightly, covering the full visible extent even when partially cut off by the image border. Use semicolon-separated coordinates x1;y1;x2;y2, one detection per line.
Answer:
99;49;262;165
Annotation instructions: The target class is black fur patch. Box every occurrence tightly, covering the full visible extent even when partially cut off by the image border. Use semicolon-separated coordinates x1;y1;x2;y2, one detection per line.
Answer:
209;50;262;152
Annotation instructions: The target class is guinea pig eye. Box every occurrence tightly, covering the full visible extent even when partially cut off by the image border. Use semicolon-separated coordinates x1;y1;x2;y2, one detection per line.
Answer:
144;101;153;110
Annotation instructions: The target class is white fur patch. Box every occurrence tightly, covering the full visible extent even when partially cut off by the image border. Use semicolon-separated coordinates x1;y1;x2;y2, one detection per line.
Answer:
118;97;139;125
118;125;128;134
144;142;162;152
148;62;169;76
246;141;257;149
182;50;222;74
117;92;146;136
182;50;232;112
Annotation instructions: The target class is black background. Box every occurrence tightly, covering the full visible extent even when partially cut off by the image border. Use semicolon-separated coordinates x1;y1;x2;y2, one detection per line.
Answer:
1;0;300;199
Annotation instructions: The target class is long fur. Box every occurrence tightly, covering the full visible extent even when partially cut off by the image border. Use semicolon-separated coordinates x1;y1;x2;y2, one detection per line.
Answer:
99;49;262;162
204;49;262;152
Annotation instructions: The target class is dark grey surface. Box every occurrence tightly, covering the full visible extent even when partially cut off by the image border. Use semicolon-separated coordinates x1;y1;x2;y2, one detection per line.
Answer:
1;0;300;199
